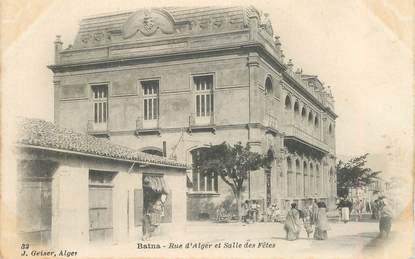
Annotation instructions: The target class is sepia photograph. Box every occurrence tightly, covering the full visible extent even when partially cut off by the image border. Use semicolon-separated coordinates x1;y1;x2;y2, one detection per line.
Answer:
1;0;413;258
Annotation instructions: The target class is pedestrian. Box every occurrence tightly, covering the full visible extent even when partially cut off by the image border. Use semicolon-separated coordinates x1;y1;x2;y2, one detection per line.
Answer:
142;198;162;240
241;200;249;223
302;205;313;238
313;201;330;240
311;199;319;225
251;200;258;223
356;199;364;221
338;198;350;223
379;198;393;238
216;205;223;222
284;203;301;241
266;205;273;222
271;204;281;222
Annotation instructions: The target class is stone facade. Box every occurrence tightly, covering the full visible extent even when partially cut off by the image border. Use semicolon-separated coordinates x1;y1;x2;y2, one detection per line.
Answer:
49;6;337;220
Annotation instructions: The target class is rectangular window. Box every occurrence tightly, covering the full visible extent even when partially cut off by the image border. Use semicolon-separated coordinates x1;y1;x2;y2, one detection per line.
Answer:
91;85;108;131
194;75;213;125
141;80;159;128
192;169;218;193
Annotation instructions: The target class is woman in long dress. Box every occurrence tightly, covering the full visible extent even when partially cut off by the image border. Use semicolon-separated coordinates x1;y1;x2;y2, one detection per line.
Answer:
314;201;330;240
338;198;350;223
284;203;301;241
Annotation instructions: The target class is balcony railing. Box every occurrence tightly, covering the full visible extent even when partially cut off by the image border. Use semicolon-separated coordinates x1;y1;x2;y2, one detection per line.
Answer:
264;113;278;130
87;120;109;135
136;116;160;135
188;113;215;133
282;123;328;152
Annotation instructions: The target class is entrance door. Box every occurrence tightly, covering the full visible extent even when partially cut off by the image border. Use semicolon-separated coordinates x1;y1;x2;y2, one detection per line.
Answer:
18;180;52;246
88;170;114;243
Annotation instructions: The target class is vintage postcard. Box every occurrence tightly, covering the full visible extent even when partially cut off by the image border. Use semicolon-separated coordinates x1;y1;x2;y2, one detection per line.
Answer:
1;0;413;258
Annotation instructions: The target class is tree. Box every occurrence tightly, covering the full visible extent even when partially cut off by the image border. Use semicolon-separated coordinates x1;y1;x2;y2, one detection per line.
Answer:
193;142;271;219
336;153;381;198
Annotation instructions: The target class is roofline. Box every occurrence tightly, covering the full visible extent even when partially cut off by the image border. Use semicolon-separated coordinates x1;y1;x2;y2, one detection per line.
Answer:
16;144;188;170
48;41;283;72
80;6;248;20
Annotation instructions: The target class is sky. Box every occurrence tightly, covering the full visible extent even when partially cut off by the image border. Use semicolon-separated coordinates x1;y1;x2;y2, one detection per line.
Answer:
2;0;413;178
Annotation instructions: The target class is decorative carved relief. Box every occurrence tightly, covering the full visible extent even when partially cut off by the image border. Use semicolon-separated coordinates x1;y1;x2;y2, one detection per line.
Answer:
259;13;273;36
122;9;176;38
199;18;211;30
93;32;104;42
81;34;92;44
212;17;224;29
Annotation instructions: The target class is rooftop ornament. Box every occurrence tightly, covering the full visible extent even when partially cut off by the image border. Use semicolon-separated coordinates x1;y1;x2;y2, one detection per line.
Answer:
274;35;281;47
287;59;294;70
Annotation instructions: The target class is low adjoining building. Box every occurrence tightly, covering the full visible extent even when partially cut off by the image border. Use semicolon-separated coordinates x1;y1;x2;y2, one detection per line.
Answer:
15;118;187;247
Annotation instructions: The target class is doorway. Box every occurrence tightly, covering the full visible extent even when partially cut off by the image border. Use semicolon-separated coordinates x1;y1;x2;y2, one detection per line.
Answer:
88;170;115;243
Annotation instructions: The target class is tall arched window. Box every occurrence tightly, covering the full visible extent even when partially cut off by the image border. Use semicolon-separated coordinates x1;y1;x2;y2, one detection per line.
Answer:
301;107;307;120
285;95;292;110
329;123;333;135
314;116;319;128
309;163;314;195
287;157;294;197
308;111;313;124
295;159;301;196
265;77;273;96
191;148;218;193
303;161;308;196
316;164;320;195
294;101;300;116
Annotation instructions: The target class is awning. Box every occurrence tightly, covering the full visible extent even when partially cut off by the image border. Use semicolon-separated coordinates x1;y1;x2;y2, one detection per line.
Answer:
143;175;168;194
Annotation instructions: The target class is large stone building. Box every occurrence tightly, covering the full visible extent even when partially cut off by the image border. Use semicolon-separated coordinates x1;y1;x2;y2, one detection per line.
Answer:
49;6;337;220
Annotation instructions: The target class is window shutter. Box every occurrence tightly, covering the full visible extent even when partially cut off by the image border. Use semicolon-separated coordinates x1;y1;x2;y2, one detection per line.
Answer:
162;190;172;223
134;189;143;226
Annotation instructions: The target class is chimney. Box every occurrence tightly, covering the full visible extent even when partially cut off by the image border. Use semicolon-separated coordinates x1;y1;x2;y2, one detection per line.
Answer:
54;35;63;64
163;141;167;157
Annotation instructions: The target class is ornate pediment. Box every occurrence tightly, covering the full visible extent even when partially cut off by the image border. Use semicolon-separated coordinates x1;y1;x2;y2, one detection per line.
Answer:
122;9;176;38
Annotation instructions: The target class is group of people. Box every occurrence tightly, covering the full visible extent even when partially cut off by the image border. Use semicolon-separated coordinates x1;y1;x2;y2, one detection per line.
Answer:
216;205;232;223
284;199;330;241
241;200;261;223
266;204;283;222
337;195;394;238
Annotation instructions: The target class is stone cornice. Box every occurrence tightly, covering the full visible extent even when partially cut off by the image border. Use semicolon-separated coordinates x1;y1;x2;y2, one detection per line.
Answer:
48;41;256;73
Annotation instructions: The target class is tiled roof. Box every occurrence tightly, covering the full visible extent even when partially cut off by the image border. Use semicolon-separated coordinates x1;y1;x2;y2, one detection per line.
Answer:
16;118;187;168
